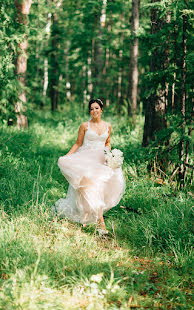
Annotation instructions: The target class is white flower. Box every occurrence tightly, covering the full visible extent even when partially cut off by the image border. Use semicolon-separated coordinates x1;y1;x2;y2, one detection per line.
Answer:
111;148;123;157
104;148;124;169
104;146;110;153
90;273;103;283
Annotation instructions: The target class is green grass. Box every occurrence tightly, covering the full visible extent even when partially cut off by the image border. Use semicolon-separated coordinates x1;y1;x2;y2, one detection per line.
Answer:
0;108;193;309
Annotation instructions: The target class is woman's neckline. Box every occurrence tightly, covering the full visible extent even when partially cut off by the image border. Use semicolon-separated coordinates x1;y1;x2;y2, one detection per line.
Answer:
88;121;108;136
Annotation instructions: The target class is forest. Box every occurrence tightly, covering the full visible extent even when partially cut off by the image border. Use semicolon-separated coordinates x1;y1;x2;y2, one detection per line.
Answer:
0;0;193;309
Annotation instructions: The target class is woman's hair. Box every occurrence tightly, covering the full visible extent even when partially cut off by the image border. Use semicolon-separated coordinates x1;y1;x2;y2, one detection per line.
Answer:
88;99;103;111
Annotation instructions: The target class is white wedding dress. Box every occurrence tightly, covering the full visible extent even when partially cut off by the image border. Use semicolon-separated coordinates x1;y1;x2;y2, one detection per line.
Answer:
52;121;126;224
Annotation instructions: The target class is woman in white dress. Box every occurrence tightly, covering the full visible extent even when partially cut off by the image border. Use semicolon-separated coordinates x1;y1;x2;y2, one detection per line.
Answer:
52;99;125;235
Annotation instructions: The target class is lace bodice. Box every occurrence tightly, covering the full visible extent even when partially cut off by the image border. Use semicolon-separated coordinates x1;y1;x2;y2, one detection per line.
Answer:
81;121;109;150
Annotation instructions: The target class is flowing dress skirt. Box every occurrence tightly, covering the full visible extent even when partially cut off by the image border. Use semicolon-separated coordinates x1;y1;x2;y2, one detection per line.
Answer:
52;145;125;224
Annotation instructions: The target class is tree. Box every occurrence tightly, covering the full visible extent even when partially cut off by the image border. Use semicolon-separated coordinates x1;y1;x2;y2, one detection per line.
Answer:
140;0;193;186
15;0;32;128
142;0;168;147
48;0;60;111
179;0;188;188
128;0;140;119
92;0;105;98
43;11;51;104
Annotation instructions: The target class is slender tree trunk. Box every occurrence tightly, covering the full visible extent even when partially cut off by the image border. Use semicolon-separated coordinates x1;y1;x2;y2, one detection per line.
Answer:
91;37;95;97
172;23;177;113
118;49;123;113
88;56;93;98
184;126;192;184
103;48;109;76
128;0;140;119
111;53;117;101
102;8;112;106
179;2;187;188
117;11;125;113
82;64;87;106
142;0;167;147
64;44;71;100
164;11;171;112
43;12;51;103
93;15;103;97
48;0;60;111
43;59;49;97
93;0;107;98
15;0;32;128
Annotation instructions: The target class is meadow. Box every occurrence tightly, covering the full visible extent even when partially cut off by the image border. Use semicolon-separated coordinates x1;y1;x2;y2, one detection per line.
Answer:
0;107;193;309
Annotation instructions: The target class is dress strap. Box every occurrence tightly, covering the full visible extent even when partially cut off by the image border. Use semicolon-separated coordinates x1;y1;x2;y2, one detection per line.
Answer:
88;121;90;129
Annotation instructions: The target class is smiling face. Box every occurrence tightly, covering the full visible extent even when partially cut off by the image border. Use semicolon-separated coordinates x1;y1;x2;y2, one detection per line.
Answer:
90;102;102;119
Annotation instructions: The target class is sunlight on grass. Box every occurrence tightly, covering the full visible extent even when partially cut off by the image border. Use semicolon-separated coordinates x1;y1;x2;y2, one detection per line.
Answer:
0;110;193;309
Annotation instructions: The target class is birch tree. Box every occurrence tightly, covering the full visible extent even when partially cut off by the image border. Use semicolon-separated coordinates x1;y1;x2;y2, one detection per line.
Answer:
15;0;32;128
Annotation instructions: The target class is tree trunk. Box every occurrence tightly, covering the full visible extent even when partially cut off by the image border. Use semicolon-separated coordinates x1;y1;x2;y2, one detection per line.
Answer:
164;11;171;112
92;0;107;98
93;16;102;97
128;0;140;119
179;2;187;188
43;12;51;103
118;49;123;113
87;56;93;98
15;0;32;128
91;37;95;98
48;0;60;111
142;0;167;147
171;23;177;113
64;44;71;100
102;9;112;106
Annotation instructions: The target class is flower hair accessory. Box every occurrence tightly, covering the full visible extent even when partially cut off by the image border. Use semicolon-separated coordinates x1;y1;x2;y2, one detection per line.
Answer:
96;98;103;106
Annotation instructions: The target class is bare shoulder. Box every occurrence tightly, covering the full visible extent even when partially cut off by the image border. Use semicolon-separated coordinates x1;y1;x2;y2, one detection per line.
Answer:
106;122;111;130
79;121;88;130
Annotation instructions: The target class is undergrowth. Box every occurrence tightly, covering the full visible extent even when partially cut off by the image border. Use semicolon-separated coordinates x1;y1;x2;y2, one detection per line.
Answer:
0;107;193;309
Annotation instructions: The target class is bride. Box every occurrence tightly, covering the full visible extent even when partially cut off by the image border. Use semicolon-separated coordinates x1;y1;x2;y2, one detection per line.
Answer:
52;99;126;235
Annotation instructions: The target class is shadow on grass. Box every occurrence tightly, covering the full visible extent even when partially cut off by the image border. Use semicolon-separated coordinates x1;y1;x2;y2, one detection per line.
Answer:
0;222;191;309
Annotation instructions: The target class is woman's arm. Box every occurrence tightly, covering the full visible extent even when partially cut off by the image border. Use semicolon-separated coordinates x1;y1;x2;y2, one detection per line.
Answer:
105;123;111;150
65;122;86;156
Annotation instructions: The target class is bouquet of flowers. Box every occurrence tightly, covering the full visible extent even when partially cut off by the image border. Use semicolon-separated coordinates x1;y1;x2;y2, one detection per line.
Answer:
104;147;124;169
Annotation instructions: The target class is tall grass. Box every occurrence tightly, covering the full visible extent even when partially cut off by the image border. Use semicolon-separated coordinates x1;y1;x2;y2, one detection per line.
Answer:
0;107;193;309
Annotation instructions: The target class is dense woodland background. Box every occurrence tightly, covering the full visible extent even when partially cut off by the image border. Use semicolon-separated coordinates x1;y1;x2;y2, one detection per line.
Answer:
0;0;193;187
0;0;193;308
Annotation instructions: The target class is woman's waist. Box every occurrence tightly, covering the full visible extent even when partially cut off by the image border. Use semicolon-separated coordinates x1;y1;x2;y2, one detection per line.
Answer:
79;142;106;151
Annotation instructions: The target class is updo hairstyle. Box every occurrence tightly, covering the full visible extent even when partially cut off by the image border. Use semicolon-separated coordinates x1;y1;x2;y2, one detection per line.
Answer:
88;99;103;112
